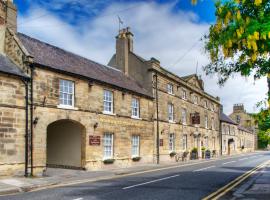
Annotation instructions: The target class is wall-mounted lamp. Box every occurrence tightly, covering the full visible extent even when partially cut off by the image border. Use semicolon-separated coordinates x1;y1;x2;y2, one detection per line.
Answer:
33;117;39;127
94;122;98;129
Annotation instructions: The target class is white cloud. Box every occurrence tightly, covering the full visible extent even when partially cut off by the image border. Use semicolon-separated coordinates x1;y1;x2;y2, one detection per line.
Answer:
17;1;268;114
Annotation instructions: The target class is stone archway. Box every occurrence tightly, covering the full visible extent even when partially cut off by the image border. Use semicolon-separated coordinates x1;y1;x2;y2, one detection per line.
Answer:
46;119;86;169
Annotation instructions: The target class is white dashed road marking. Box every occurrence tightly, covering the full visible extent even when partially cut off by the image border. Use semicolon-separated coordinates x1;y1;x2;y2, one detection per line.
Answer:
222;161;236;165
193;165;216;172
123;174;180;190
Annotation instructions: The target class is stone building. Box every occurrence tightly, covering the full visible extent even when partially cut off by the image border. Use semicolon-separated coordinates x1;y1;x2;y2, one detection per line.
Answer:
108;28;221;162
229;104;258;149
221;112;255;155
0;0;154;176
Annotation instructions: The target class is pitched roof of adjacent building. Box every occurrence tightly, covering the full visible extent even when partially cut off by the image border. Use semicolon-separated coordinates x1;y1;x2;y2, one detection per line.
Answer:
220;112;238;125
17;33;151;98
0;54;28;78
238;125;253;134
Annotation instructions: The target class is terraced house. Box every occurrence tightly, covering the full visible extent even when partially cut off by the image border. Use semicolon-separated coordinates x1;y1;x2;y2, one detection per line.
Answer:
0;0;255;177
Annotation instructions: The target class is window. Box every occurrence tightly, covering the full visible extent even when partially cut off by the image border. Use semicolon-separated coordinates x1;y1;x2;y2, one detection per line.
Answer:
223;140;227;151
103;90;113;113
236;115;241;123
222;124;226;134
182;135;187;150
211;118;215;130
167;83;173;94
131;98;140;118
182;89;187;100
210;103;214;111
181;108;187;125
59;79;74;107
193;95;198;104
168;103;174;122
205;115;208;128
169;133;175;151
205;137;209;148
103;133;113;158
212;137;216;149
226;125;230;135
131;135;140;157
204;100;208;108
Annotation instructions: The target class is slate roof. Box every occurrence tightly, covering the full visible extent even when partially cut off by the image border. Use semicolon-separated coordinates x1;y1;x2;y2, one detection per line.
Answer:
238;125;253;134
0;54;28;78
17;33;151;98
220;112;238;125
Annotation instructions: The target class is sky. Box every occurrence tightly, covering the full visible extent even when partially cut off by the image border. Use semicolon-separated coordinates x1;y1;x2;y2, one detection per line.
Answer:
14;0;267;114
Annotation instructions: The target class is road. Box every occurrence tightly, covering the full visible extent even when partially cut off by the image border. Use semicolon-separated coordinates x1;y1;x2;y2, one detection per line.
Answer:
1;152;269;200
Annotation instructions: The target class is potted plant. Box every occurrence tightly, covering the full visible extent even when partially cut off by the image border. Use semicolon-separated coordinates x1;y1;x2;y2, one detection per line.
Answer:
169;151;177;157
132;156;141;162
103;158;115;164
205;149;211;159
190;147;198;160
201;147;206;158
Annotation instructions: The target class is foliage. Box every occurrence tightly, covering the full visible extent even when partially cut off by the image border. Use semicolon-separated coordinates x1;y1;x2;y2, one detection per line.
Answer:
132;156;141;161
191;147;198;153
254;109;270;148
201;0;270;106
169;151;177;157
103;158;115;164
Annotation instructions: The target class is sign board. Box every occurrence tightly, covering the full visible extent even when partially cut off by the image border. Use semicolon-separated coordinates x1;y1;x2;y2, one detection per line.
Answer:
89;135;101;146
159;139;163;146
191;113;200;125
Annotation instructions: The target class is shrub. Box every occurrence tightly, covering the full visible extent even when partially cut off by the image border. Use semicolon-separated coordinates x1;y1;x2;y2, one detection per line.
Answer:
103;158;115;164
132;156;141;162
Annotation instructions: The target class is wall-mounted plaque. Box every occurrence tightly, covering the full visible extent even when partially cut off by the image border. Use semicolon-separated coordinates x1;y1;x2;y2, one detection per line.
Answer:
89;135;101;146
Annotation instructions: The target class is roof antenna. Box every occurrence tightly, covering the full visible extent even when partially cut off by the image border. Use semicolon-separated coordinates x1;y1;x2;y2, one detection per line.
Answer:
117;15;124;32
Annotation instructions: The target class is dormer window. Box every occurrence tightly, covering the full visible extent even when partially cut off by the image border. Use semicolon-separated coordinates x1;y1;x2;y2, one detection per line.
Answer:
167;83;173;94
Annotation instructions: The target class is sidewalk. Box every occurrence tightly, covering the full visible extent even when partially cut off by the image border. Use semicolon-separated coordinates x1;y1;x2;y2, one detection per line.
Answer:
0;152;257;196
229;162;270;200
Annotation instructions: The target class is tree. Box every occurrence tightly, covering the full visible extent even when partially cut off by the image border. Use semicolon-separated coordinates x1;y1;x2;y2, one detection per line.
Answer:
202;0;270;108
254;110;270;148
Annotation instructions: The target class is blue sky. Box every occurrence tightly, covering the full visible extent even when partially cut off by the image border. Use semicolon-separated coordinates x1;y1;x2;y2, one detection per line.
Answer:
13;0;267;114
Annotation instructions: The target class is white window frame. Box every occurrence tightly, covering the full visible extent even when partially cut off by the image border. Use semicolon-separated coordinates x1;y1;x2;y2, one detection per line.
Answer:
181;108;187;125
182;89;187;100
168;103;174;122
103;133;113;159
211;117;215;130
59;79;75;108
167;83;173;94
205;115;208;129
204;100;208;108
169;133;175;152
131;135;140;157
193;95;198;104
131;97;140;118
182;135;187;151
103;90;113;114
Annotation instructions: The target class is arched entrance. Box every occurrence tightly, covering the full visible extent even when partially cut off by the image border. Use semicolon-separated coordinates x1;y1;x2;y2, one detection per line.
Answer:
46;120;86;169
228;138;234;155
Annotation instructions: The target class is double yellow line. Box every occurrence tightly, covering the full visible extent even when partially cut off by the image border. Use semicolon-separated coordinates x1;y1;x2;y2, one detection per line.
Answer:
202;160;270;200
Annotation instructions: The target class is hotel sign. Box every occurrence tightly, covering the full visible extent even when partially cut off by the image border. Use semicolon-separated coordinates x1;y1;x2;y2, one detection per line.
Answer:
89;136;101;146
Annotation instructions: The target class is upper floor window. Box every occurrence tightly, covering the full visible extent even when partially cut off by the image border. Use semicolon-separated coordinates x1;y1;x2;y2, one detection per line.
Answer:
204;100;208;108
59;79;74;107
205;115;208;128
169;133;175;151
222;124;226;134
181;108;187;125
210;103;214;111
168;103;174;122
103;90;113;114
211;117;215;130
131;135;140;157
236;115;241;124
193;95;198;104
167;83;173;94
131;98;140;118
182;135;187;150
182;89;187;100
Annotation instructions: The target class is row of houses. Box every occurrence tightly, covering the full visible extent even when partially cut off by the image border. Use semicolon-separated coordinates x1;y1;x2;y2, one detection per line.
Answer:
0;0;256;177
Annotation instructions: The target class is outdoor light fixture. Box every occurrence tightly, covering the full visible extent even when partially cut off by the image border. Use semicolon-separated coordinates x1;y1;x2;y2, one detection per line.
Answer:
33;117;39;126
94;122;98;129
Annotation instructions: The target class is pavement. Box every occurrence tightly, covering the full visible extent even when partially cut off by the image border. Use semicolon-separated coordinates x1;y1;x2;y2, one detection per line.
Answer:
0;151;269;200
222;160;270;200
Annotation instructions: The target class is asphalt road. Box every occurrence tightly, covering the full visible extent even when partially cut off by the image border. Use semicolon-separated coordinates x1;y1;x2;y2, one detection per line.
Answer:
1;152;269;200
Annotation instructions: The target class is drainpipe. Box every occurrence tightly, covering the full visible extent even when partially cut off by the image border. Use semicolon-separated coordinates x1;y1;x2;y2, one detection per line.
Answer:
22;78;29;177
154;72;160;164
30;66;34;176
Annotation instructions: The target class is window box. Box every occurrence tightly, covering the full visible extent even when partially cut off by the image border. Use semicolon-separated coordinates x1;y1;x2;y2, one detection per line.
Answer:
103;158;115;164
132;156;141;162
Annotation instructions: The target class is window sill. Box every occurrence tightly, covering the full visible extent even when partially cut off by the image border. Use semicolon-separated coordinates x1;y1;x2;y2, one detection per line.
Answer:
57;105;78;110
131;116;142;120
131;155;140;158
168;93;175;96
169;120;176;124
102;111;116;116
102;157;114;161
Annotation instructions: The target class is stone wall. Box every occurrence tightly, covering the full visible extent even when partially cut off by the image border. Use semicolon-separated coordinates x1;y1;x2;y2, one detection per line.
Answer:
0;73;26;176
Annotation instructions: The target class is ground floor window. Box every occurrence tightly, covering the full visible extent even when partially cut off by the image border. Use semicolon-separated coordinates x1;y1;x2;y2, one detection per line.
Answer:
212;137;216;149
103;133;113;158
132;135;140;157
182;135;187;150
169;133;175;151
223;140;226;151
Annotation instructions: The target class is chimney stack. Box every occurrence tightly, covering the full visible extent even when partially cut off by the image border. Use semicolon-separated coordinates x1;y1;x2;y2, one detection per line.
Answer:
115;27;133;75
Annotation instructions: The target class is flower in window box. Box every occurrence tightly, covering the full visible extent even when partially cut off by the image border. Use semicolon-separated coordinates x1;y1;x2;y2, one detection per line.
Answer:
103;158;115;164
132;156;141;162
